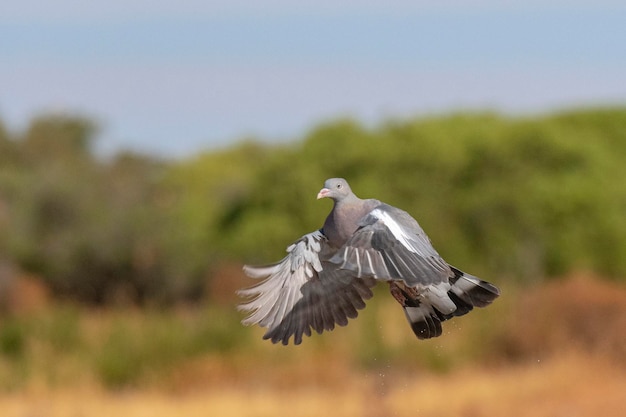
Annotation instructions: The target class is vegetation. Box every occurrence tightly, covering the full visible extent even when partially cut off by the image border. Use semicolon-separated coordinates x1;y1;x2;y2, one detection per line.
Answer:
1;108;626;307
0;275;624;394
1;108;626;399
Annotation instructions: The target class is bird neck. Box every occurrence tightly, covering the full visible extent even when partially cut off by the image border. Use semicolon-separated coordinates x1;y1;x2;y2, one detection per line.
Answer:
323;196;366;248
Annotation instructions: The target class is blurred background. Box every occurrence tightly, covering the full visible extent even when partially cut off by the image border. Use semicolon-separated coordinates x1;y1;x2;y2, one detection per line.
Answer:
1;1;626;416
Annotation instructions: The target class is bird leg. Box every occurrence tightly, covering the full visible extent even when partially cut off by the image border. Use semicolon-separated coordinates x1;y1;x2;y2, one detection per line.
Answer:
388;281;421;308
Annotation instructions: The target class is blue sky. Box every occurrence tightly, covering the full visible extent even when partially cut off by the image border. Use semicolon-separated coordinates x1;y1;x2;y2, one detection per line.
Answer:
2;1;626;157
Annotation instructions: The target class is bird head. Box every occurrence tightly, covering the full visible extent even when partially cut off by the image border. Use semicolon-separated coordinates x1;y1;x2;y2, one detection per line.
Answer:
317;178;352;201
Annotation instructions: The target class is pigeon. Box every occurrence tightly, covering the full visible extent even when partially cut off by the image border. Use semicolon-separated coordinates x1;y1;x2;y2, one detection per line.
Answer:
238;178;500;345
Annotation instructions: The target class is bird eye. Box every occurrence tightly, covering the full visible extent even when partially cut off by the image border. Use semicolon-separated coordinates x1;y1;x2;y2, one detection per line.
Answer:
336;183;342;189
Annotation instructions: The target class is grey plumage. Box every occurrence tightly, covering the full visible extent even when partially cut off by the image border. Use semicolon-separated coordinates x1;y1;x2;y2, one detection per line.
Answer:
238;178;500;345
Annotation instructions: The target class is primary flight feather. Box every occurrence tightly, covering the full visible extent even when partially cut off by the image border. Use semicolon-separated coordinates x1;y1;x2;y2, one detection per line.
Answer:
238;178;500;345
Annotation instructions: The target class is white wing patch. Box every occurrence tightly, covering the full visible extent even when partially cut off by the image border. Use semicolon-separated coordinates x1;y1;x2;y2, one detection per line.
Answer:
370;208;417;253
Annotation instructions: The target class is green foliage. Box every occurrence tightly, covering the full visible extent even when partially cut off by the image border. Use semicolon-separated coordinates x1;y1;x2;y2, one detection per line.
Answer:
218;108;626;283
0;108;626;308
0;278;624;391
0;304;248;390
0;117;206;304
34;305;82;352
93;307;248;388
95;322;145;388
0;319;25;358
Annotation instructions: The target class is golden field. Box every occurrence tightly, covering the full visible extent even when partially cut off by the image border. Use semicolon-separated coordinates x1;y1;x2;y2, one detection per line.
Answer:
1;352;624;417
0;275;625;417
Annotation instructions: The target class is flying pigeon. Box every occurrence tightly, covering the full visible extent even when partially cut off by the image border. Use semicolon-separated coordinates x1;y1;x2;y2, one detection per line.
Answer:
238;178;500;345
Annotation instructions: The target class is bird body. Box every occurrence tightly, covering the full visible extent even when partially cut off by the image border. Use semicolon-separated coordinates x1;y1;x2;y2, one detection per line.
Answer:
239;178;500;345
322;195;380;248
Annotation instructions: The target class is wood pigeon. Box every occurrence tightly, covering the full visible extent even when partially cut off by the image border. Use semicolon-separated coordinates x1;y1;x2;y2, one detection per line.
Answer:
238;178;500;345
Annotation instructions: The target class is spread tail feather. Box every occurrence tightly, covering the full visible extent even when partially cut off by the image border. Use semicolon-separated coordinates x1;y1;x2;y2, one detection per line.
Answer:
448;266;500;309
396;267;500;339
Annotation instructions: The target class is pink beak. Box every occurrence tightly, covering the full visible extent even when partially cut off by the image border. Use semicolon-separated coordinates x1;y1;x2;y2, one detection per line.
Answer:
317;188;330;199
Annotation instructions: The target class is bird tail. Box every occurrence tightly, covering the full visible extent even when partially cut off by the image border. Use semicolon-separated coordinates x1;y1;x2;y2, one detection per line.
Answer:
396;267;500;340
446;266;500;313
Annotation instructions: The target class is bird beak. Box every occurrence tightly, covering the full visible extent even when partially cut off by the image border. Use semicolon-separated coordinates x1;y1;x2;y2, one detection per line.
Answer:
317;188;330;199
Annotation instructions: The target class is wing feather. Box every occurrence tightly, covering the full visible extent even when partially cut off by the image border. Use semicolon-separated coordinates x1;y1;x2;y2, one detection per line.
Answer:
238;230;377;345
330;204;452;286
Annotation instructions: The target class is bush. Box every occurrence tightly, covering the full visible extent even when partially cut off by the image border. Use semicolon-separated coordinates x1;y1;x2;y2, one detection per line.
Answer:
2;108;626;306
0;319;25;359
490;275;626;363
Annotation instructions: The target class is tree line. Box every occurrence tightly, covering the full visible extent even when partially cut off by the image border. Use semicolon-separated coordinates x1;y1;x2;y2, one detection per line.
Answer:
1;108;625;305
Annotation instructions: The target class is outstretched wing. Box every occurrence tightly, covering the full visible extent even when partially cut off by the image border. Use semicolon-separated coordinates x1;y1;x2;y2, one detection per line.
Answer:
238;230;377;345
330;204;452;286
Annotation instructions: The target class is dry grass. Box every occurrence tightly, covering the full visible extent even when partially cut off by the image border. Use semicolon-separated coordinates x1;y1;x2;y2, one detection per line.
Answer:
493;273;626;364
0;351;624;417
2;275;626;416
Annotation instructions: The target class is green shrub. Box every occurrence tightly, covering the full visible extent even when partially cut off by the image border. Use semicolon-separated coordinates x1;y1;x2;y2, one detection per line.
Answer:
0;319;25;358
